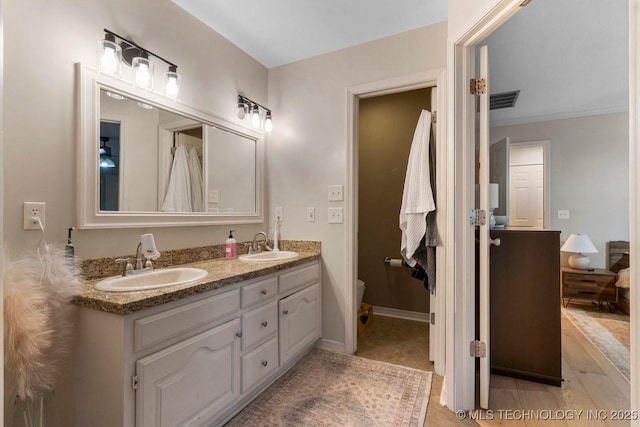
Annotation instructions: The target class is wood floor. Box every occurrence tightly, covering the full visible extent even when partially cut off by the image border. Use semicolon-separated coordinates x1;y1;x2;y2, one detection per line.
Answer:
356;312;630;427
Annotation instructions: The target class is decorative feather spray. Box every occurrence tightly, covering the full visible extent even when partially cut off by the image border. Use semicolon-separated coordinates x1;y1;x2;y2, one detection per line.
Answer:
4;244;80;399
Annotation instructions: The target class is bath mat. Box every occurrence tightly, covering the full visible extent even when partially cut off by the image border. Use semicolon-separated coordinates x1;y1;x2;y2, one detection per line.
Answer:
562;305;630;382
225;348;432;426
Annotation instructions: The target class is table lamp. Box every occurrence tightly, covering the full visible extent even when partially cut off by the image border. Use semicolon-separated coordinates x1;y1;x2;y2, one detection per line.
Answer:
561;234;598;269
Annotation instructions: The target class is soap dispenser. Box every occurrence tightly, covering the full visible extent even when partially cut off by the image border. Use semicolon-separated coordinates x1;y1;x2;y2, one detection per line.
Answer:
225;230;237;258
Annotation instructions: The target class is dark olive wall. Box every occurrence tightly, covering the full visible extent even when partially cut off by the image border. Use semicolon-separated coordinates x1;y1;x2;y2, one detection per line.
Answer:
358;88;431;313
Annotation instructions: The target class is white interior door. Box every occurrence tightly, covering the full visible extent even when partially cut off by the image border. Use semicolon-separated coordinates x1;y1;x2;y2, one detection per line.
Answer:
509;145;544;228
478;45;491;410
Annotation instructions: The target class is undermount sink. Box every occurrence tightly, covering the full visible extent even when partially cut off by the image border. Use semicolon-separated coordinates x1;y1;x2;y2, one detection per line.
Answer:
238;251;299;263
95;267;209;292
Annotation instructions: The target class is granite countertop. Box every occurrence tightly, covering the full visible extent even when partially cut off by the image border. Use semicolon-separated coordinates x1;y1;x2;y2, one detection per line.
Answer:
73;241;320;316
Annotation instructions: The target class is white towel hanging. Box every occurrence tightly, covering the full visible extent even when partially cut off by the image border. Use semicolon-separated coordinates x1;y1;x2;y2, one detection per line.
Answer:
399;110;435;266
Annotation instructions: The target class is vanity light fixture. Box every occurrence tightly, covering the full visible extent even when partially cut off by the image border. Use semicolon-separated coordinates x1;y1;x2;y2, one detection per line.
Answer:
98;29;181;99
237;95;273;133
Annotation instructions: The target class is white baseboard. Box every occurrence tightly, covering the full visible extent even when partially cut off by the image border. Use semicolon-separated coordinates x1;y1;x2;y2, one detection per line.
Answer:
315;338;345;353
372;306;430;323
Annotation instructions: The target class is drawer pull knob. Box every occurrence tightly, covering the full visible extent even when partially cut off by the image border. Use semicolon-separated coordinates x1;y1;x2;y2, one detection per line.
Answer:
261;321;268;327
261;360;268;367
261;289;268;295
235;332;242;338
283;309;289;315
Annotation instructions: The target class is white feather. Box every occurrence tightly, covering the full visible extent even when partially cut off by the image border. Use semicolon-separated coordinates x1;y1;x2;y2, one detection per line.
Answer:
3;244;81;399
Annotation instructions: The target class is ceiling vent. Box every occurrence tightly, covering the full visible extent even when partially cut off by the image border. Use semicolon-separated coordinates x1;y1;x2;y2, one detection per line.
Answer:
490;90;520;110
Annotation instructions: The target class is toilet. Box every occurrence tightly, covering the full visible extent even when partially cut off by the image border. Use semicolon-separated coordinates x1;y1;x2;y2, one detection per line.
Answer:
357;279;365;309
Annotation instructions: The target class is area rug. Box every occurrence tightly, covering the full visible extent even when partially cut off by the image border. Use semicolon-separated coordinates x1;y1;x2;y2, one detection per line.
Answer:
562;305;630;382
225;348;432;426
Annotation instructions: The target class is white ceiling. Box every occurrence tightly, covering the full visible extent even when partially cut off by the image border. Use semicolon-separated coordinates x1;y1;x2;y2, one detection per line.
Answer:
173;0;628;125
483;0;628;126
172;0;447;68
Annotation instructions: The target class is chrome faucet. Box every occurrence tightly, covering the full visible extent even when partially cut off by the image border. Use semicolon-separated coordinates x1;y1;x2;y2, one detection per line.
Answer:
248;232;272;254
135;242;154;271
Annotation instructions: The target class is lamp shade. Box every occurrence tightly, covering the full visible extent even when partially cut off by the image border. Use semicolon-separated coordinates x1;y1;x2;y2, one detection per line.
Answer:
561;234;598;254
561;234;597;269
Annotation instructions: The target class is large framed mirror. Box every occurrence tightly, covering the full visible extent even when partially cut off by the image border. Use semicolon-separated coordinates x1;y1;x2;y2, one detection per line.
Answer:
77;63;263;228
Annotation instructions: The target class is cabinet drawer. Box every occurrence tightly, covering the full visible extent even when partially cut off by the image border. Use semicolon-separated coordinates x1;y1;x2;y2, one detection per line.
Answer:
134;289;240;352
241;337;278;392
241;276;278;308
279;262;320;296
563;273;616;300
241;301;278;350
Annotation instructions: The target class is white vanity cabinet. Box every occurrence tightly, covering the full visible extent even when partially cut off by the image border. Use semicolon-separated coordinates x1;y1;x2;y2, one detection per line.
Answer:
136;318;241;426
72;260;320;427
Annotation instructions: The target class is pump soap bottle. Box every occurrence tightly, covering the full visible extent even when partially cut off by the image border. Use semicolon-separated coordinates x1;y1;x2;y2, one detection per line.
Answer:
225;230;237;258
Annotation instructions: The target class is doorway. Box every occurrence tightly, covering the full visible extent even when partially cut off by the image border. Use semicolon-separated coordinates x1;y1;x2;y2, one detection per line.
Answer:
450;0;636;414
345;68;447;376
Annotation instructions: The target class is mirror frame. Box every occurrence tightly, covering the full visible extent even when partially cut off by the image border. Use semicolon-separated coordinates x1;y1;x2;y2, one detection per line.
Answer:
77;63;264;229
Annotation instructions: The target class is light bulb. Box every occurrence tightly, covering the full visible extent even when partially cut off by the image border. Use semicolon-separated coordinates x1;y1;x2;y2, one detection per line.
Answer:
237;103;246;119
165;66;180;100
251;105;260;129
97;35;121;76
264;112;273;133
101;46;118;74
136;63;150;87
133;56;153;90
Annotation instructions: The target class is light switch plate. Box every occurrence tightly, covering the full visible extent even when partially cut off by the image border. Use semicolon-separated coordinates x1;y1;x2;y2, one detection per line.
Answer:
307;207;316;222
558;209;570;219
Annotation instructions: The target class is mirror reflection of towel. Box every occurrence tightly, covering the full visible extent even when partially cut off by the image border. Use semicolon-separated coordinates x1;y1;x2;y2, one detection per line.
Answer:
162;145;192;212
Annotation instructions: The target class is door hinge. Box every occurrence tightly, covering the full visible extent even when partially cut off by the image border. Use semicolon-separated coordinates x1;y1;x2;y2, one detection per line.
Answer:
470;78;487;95
431;111;437;124
430;312;436;325
132;374;139;390
470;340;487;358
470;209;486;226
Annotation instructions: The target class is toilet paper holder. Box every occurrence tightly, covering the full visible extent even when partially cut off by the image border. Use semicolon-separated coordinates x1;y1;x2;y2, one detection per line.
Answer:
383;257;405;267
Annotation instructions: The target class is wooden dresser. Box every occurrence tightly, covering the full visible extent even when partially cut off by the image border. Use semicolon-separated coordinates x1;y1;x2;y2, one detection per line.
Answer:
489;229;562;386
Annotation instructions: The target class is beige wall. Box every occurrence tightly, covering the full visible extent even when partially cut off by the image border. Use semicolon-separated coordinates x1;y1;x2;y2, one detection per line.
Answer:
491;112;630;268
358;88;431;313
3;0;268;423
267;22;447;347
3;0;268;261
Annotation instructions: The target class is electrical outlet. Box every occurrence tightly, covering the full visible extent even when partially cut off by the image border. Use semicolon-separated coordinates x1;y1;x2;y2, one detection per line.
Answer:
307;207;316;222
328;185;344;201
23;202;46;230
275;207;283;221
208;190;219;203
328;207;343;224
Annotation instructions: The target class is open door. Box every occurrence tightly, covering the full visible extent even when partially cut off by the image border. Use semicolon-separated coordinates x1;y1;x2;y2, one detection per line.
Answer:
477;45;491;410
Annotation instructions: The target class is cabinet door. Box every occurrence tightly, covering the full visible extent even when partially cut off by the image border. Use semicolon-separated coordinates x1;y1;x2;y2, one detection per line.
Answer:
279;283;321;364
136;318;241;427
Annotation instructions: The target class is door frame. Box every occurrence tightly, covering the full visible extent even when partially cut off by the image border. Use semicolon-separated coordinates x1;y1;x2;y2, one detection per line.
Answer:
449;0;639;416
345;68;447;376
